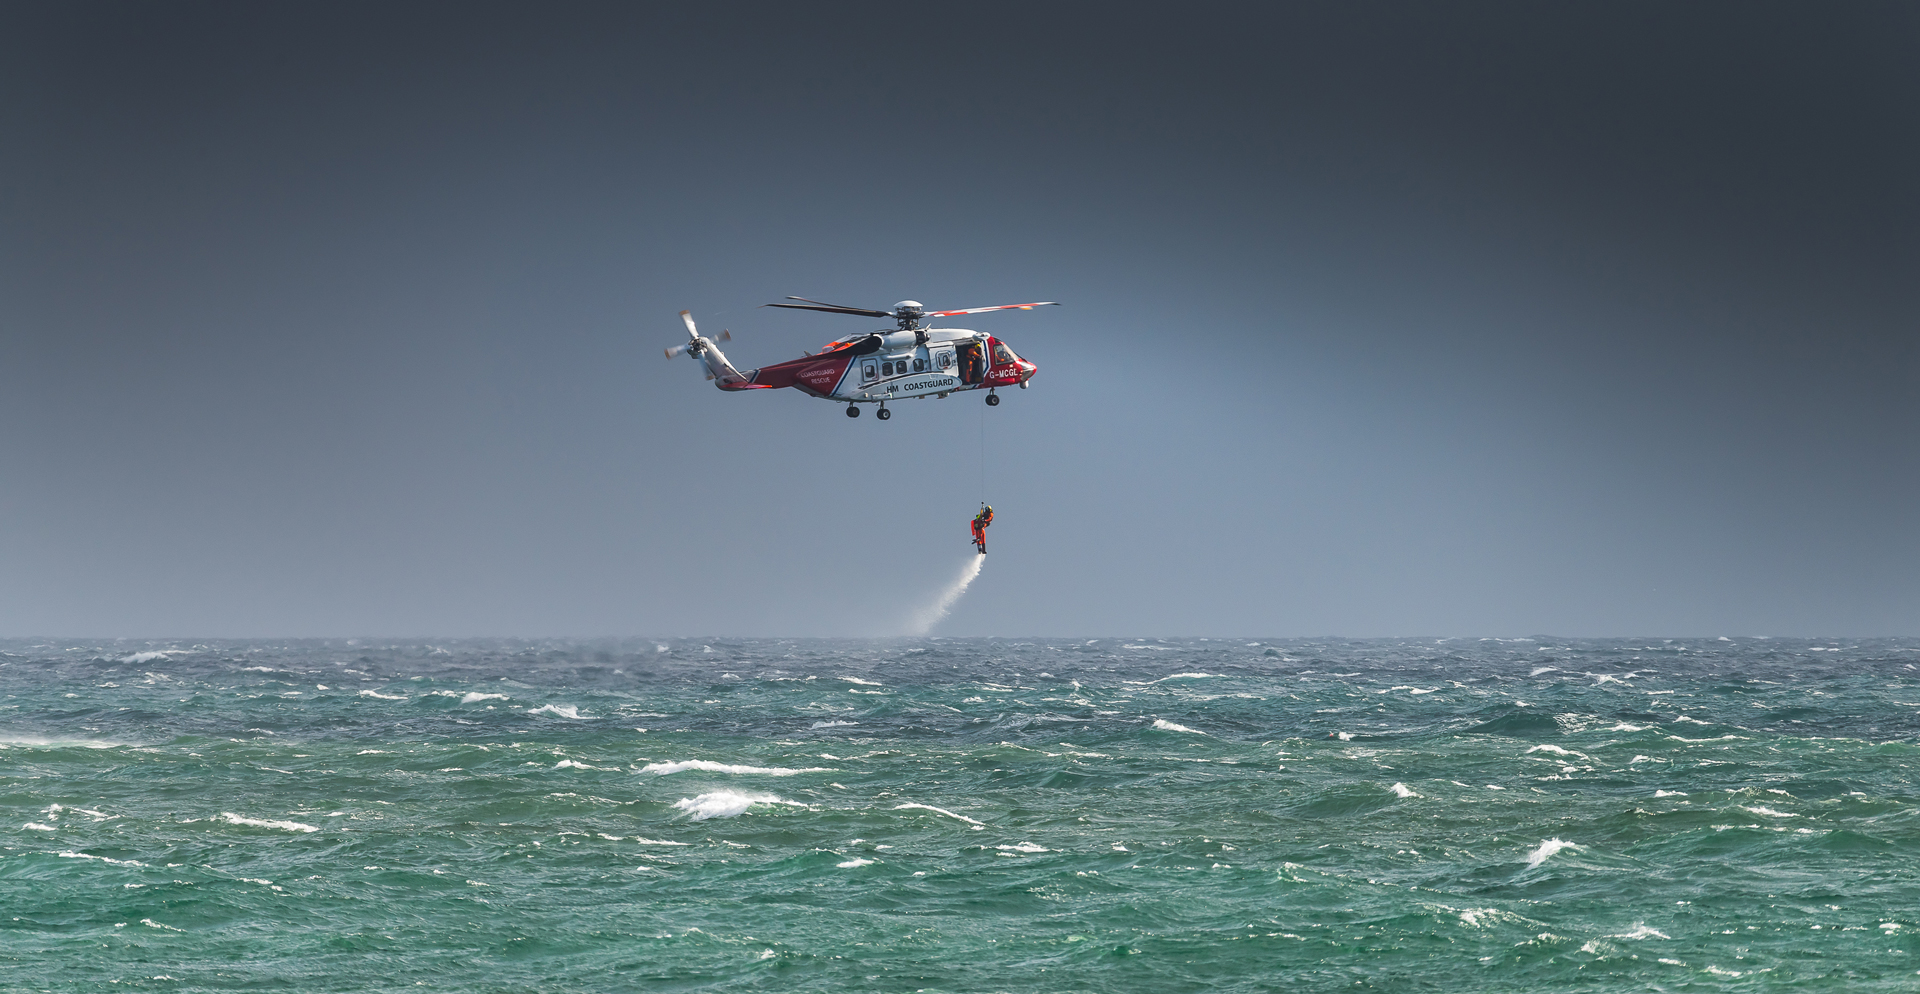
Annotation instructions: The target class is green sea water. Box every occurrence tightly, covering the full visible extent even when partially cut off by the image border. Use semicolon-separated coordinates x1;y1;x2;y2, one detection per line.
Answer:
4;636;1919;992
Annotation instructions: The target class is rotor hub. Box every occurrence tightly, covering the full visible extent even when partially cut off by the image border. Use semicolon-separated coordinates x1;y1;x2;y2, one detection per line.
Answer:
891;300;925;331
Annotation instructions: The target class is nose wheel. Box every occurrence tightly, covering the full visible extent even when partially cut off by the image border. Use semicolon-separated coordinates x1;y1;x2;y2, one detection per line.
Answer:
845;404;860;418
985;391;1000;406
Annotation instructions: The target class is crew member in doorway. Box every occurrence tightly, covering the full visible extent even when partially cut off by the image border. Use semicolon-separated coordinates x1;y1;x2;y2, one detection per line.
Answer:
970;505;994;554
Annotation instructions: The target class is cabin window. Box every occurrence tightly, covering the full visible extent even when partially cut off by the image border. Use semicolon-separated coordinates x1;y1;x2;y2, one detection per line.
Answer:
882;361;893;375
937;351;952;369
862;363;877;381
912;357;924;372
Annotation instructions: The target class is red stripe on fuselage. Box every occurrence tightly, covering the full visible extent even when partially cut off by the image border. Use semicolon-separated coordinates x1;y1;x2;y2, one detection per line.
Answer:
745;352;853;396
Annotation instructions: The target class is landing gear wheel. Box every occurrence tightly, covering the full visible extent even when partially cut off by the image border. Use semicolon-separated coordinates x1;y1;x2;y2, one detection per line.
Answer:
985;392;1000;406
877;406;891;421
845;405;860;418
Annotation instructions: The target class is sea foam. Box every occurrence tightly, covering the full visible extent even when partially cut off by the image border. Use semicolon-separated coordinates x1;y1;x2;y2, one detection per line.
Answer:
0;736;121;750
217;812;319;833
640;760;834;776
1151;719;1205;734
527;705;594;719
119;651;184;664
59;851;147;866
1525;838;1579;868
894;802;986;828
671;790;788;820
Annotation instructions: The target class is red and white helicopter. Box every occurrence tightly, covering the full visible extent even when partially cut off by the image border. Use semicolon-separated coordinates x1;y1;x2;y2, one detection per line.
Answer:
665;297;1055;419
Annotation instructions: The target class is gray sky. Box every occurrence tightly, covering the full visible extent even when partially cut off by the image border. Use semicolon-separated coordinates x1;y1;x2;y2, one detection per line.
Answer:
2;2;1915;637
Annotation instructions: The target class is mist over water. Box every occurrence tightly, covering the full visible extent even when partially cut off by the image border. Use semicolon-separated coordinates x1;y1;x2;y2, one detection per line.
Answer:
906;554;984;635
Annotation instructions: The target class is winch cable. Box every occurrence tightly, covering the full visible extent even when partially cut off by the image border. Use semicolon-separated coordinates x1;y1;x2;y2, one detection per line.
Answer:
979;393;988;507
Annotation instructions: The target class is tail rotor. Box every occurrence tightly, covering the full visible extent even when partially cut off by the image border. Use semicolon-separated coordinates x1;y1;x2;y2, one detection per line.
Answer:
665;310;729;359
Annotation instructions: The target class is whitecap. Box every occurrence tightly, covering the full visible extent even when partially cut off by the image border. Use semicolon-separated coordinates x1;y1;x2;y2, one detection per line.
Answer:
22;822;56;831
1526;744;1584;757
671;790;786;821
1606;923;1672;940
1525;838;1579;868
893;802;986;828
527;705;594;720
1152;672;1217;683
119;651;185;664
1654;790;1688;797
810;720;857;729
996;842;1049;853
1151;719;1205;735
632;837;691;846
357;690;407;701
461;692;508;704
1529;666;1558;676
554;759;612;771
217;812;319;833
1390;783;1419;798
640;759;833;776
58;851;148;866
1743;805;1796;818
838;677;883;686
140;918;185;932
0;736;122;750
836;857;875;868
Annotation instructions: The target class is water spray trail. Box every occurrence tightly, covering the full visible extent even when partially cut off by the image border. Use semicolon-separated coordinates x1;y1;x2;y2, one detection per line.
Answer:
908;555;985;635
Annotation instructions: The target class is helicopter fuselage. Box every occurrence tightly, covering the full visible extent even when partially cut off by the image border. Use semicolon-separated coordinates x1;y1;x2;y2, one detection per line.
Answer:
717;328;1035;404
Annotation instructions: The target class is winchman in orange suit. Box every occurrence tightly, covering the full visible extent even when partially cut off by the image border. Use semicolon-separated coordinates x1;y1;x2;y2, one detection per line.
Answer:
970;505;994;554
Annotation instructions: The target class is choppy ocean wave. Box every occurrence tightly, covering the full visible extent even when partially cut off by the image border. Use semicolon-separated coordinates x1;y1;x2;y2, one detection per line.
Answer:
3;636;1919;991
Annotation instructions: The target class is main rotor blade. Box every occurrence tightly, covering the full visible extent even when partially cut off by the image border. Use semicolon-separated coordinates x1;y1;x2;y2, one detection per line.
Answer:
786;296;881;311
922;301;1060;317
763;302;894;318
680;309;699;338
